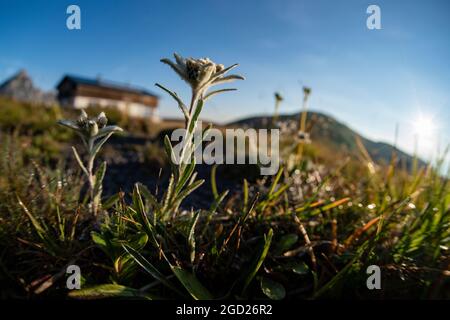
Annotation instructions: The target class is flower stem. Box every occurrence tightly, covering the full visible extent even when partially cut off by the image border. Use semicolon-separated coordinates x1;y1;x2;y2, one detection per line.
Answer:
296;95;309;162
87;138;97;216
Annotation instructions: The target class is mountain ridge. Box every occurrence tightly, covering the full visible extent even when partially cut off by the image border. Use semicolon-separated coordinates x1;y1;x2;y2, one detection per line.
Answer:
228;111;426;170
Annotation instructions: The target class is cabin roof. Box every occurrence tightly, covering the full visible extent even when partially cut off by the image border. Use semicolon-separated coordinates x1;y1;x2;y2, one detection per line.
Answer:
57;75;159;98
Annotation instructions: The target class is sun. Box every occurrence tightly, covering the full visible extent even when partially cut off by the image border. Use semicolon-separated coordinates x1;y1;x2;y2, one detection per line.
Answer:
412;113;437;139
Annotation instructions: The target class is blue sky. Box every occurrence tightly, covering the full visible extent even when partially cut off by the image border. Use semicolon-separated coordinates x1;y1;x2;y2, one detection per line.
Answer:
0;0;449;159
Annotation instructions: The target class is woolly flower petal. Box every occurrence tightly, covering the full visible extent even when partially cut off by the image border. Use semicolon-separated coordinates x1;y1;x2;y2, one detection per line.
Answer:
212;63;238;79
173;53;186;68
96;125;124;138
161;58;188;82
58;119;80;131
198;64;216;88
160;53;244;99
97;112;108;128
211;74;245;85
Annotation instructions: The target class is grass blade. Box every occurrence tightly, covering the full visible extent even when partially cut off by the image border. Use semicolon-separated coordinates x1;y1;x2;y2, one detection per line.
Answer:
241;228;273;294
170;266;213;300
122;244;185;297
68;284;155;300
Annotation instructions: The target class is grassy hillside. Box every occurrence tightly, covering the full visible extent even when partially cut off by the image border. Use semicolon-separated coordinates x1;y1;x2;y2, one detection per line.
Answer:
230;111;426;170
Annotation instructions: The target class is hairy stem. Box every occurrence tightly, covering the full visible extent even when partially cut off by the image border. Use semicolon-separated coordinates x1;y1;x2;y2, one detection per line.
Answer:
87;138;97;216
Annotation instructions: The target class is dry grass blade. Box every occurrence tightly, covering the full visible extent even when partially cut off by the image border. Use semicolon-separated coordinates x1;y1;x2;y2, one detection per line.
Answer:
293;214;317;270
343;216;381;249
219;193;259;255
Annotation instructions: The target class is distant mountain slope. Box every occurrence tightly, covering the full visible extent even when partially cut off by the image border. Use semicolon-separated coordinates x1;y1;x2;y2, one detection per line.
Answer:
0;70;56;105
229;111;425;169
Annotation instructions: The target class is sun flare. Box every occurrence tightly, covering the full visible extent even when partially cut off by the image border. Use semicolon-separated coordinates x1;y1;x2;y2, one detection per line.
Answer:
411;113;437;139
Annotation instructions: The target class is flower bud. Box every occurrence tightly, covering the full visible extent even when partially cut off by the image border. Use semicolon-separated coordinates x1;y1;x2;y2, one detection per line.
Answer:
77;109;88;128
88;120;99;137
297;131;311;144
275;92;283;102
97;112;108;128
216;64;225;72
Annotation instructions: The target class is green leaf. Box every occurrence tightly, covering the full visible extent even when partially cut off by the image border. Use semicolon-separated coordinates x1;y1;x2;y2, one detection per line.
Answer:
188;99;204;133
137;183;160;208
132;184;154;238
122;244;184;297
210;165;219;199
93;161;107;196
91;231;107;250
242;228;273;294
209;190;229;213
102;193;120;210
170;266;213;300
201;190;229;238
130;232;149;251
175;158;196;195
173;179;204;204
267;183;290;201
243;178;249;212
260;277;286;300
312;241;369;299
17;196;57;255
268;166;284;195
274;234;298;255
68;284;154;300
187;171;198;187
202;123;213;141
155;83;189;120
188;211;200;264
71;146;88;177
291;262;309;275
91;132;114;158
162;173;175;214
257;167;285;212
164;135;178;170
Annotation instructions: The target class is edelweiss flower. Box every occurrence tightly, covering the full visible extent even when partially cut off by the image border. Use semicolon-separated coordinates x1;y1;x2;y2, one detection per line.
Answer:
160;53;244;98
297;131;311;144
58;110;124;217
303;86;311;99
274;92;284;102
58;110;123;140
